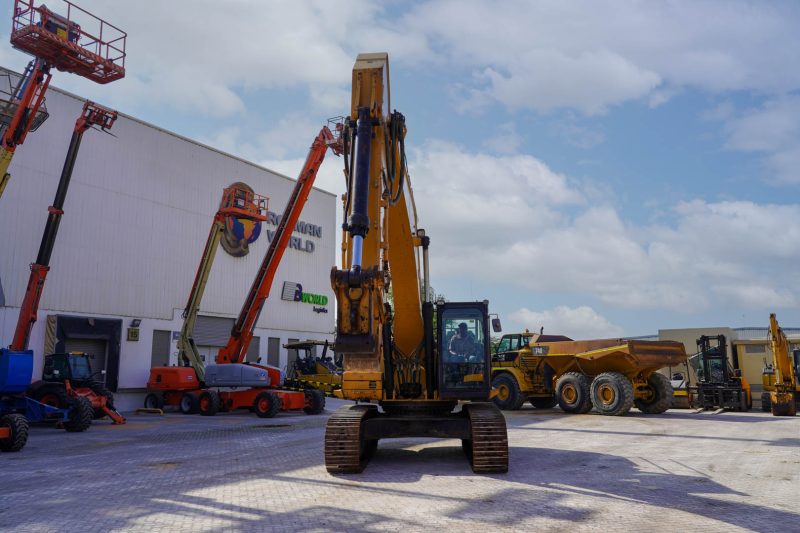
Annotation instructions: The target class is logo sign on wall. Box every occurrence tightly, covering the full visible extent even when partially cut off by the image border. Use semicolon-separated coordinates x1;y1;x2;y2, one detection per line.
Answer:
281;282;329;314
220;181;263;257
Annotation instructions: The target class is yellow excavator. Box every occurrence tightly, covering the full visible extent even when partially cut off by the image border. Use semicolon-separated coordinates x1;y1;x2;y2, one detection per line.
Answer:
324;53;508;474
765;313;798;416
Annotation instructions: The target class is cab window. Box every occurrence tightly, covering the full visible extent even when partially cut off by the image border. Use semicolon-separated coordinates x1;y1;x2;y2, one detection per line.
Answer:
496;336;511;353
68;355;93;380
441;308;486;391
509;335;521;351
43;355;68;381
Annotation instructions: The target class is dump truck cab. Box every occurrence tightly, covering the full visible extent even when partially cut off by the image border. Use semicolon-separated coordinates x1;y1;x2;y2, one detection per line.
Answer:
490;331;572;410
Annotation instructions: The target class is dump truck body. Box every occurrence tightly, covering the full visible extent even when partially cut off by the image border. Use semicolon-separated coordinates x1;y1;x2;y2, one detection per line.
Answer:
491;332;687;415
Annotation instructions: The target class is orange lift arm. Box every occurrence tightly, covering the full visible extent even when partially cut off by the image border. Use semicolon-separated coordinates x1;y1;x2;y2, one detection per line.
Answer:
216;124;342;364
10;101;116;351
0;59;52;197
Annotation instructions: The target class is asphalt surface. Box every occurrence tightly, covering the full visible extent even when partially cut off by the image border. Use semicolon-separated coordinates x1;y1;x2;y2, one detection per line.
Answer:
1;399;797;532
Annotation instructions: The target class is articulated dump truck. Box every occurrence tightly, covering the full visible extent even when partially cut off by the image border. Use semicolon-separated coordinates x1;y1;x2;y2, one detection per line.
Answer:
491;332;687;416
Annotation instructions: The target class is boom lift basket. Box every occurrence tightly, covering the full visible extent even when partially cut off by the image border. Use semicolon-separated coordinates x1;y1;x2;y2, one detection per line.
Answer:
0;68;48;132
11;0;126;84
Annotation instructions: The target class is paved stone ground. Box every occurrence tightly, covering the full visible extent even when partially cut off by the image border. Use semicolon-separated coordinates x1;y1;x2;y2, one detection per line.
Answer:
1;399;797;532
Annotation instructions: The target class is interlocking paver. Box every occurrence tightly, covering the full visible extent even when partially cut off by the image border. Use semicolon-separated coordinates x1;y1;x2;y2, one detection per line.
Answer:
0;400;797;532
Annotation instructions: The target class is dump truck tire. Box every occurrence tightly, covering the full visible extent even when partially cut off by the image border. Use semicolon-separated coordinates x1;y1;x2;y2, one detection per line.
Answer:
0;414;28;452
179;393;197;414
144;393;164;410
590;372;634;416
199;390;221;416
530;397;557;409
303;389;326;415
491;374;525;410
634;372;674;414
64;396;93;432
556;372;592;414
760;392;771;412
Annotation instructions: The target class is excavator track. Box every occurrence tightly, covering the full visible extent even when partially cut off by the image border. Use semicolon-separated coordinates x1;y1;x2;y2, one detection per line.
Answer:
324;404;378;473
463;403;508;473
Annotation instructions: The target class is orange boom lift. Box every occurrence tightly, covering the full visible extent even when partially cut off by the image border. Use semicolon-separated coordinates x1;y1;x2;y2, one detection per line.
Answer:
147;124;343;418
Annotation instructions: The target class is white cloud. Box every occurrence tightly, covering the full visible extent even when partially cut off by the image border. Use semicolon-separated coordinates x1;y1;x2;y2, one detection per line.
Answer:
509;306;624;339
412;143;800;312
723;96;800;184
481;50;661;115
405;1;800;113
4;1;796;122
482;123;522;154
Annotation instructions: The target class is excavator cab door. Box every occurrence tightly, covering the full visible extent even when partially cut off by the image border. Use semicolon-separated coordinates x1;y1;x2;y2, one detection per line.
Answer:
437;301;491;400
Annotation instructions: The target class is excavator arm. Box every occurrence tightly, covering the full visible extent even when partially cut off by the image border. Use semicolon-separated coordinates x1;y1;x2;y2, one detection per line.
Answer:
768;313;798;416
324;53;507;475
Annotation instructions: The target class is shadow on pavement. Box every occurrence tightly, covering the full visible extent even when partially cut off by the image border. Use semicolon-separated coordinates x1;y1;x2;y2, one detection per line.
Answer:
514;424;794;446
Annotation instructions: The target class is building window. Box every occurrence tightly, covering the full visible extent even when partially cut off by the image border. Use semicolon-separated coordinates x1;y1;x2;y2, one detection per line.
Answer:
267;337;280;368
744;344;766;354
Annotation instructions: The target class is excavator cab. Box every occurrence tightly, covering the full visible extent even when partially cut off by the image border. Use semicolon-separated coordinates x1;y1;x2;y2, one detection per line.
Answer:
438;302;492;399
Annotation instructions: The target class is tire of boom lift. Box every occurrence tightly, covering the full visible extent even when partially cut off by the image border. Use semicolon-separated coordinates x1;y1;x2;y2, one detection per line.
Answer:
64;396;93;432
590;372;634;416
760;392;771;412
555;372;593;414
0;414;29;452
303;389;326;415
253;391;281;418
199;390;221;416
491;373;525;410
633;372;674;414
144;393;164;410
179;393;198;414
33;385;70;409
529;396;558;409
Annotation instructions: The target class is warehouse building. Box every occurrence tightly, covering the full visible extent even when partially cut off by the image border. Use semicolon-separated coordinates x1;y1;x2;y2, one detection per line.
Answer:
658;326;800;404
0;67;337;407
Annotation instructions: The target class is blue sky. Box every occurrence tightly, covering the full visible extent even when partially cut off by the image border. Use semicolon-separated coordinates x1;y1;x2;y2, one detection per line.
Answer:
2;1;799;337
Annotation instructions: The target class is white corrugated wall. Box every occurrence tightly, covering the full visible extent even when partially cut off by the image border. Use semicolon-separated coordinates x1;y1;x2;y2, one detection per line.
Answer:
0;67;337;389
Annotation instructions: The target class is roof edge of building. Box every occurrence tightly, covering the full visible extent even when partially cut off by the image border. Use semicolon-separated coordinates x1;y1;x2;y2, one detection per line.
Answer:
0;65;338;199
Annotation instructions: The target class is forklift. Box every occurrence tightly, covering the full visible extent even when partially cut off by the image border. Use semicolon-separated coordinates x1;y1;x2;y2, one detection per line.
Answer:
690;335;751;412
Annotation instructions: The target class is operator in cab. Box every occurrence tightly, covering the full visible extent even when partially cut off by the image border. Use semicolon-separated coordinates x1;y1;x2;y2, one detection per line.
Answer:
449;322;478;362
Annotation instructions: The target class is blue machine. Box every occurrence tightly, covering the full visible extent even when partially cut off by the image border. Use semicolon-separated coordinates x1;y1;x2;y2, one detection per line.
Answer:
0;348;73;452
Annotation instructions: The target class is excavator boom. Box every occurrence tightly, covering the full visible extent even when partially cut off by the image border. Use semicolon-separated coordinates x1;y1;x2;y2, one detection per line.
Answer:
768;313;799;416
